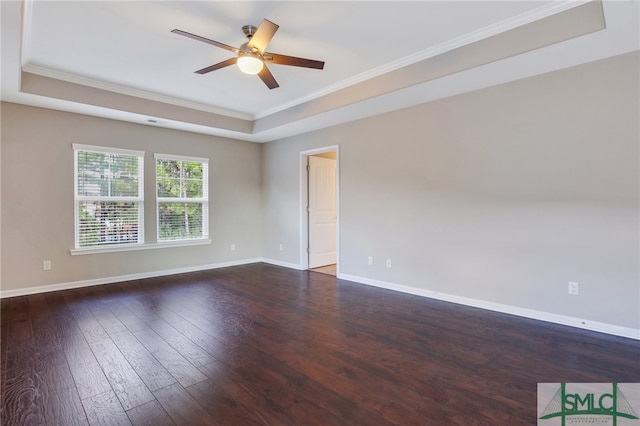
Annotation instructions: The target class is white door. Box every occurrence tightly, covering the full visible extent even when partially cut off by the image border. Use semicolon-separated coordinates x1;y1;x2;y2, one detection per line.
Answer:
308;156;337;268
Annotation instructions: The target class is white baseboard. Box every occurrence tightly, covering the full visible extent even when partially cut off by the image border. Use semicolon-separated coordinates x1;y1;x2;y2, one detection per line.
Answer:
0;258;263;299
338;273;640;341
261;258;304;270
3;261;637;341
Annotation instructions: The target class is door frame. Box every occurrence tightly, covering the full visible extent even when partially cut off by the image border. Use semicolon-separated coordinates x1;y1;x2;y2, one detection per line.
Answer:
299;145;340;273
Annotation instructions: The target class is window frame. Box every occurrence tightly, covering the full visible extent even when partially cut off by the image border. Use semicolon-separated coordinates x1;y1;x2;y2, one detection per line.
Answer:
72;144;145;252
155;153;209;243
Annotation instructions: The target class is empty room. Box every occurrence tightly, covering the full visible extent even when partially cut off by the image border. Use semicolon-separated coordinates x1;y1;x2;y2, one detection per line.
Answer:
1;1;639;425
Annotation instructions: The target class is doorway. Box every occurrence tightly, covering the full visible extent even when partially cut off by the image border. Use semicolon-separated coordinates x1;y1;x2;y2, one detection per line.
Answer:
300;146;339;275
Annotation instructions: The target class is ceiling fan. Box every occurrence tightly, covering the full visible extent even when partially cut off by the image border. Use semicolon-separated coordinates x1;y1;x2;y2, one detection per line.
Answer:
171;19;325;89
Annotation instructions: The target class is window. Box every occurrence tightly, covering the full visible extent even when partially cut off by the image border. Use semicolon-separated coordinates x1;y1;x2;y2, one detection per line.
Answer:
155;154;209;242
74;145;144;249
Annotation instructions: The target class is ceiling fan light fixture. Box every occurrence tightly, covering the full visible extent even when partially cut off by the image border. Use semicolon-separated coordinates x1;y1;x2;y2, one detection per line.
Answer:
237;54;263;75
172;19;324;89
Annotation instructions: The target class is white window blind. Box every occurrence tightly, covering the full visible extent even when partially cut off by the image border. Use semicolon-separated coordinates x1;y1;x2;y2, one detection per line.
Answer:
155;154;209;242
74;144;144;249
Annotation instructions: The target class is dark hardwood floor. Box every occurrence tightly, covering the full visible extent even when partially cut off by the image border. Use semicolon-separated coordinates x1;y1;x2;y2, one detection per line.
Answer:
1;263;638;425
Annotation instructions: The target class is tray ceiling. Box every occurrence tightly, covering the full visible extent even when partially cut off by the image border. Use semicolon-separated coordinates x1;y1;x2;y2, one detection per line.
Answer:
2;1;639;142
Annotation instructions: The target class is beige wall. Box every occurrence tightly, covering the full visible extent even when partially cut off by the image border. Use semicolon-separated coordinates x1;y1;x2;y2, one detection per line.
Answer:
262;51;640;330
1;104;263;292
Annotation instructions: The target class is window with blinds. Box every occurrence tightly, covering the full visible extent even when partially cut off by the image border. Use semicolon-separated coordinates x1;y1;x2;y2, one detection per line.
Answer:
74;144;144;249
155;154;209;242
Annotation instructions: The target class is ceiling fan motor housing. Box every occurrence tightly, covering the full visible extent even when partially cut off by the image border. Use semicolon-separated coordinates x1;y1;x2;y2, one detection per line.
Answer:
242;25;258;39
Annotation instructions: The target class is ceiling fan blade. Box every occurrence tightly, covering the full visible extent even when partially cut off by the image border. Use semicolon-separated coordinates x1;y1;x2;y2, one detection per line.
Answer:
258;65;279;90
195;57;237;74
171;29;239;53
247;19;279;53
264;53;325;69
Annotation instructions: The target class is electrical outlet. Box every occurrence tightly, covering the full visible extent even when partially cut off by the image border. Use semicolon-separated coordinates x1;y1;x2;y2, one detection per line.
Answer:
386;258;392;268
279;243;284;251
367;256;373;266
568;281;579;295
231;244;236;251
43;260;51;271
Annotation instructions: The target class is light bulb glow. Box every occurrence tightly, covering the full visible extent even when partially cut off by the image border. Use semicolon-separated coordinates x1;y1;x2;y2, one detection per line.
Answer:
237;55;264;75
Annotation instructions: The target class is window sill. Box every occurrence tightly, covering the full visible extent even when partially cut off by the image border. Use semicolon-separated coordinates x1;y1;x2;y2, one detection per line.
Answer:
70;239;212;256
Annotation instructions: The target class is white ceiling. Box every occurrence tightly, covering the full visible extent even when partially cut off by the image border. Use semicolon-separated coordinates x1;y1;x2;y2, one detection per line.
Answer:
2;0;639;143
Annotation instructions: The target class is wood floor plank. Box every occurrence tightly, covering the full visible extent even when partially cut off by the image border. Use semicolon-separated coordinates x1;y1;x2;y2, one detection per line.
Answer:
196;355;387;426
104;303;149;333
234;340;424;425
82;390;132;426
27;293;51;321
146;319;216;367
89;302;129;335
163;306;235;352
110;329;177;392
120;298;166;324
62;333;113;400
6;315;34;352
186;377;276;425
1;348;45;426
153;383;216;426
51;310;85;338
88;337;155;411
69;307;110;343
232;300;446;407
133;328;207;387
32;347;88;425
169;319;224;359
43;293;82;337
226;351;351;425
30;315;60;351
136;298;185;324
126;399;175;426
173;296;248;339
5;296;29;322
